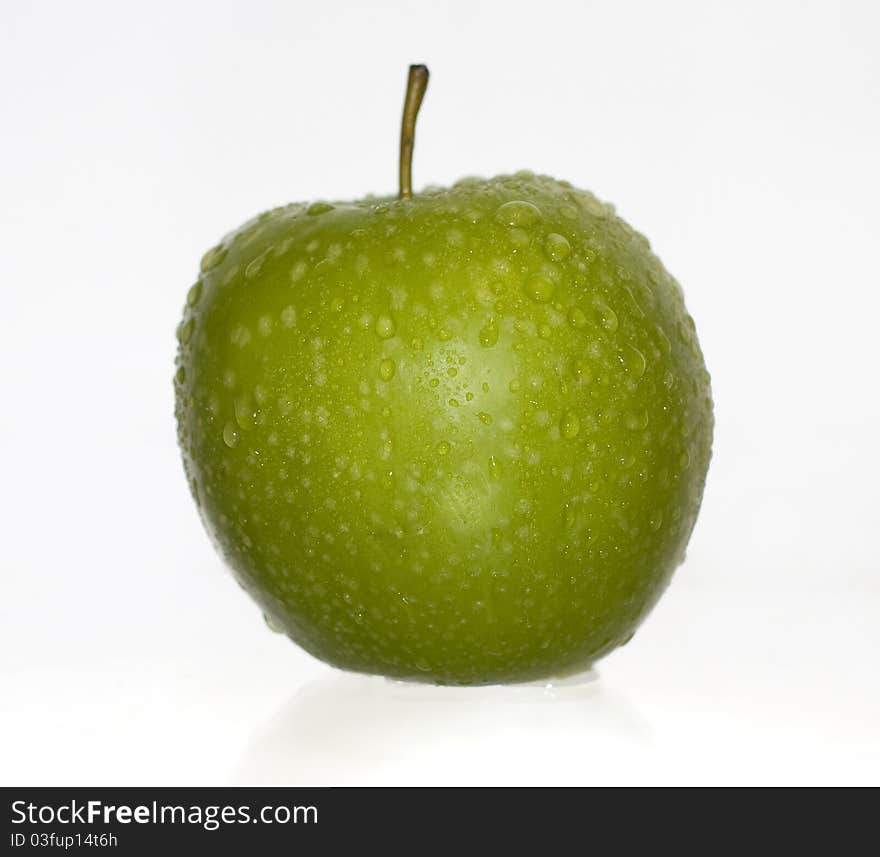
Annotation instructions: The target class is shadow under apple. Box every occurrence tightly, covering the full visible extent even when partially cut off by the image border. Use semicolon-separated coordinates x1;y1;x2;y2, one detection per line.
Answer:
233;668;652;785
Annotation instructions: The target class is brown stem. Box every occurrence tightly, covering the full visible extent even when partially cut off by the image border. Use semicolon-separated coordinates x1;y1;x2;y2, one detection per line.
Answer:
399;65;429;199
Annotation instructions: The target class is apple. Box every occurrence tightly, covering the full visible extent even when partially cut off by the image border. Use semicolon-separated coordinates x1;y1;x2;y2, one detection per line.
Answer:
175;66;713;684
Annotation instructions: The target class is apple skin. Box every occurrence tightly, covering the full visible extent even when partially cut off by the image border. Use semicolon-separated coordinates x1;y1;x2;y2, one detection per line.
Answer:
175;173;713;685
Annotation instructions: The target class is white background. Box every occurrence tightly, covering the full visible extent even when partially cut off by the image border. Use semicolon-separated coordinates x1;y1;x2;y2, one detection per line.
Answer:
2;0;878;785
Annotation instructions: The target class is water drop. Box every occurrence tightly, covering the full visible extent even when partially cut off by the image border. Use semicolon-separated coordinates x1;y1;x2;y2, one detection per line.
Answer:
496;200;541;227
649;510;664;532
567;306;587;329
488;455;502;480
200;244;227;272
176;318;194;344
572;359;592;382
245;249;269;280
524;272;555;303
654;323;671;355
223;422;240;448
625;410;649;431
543;233;571;261
478;412;493;426
379;358;396;381
437;440;451;456
307;202;335;216
594;298;618;332
375;313;396;339
620;344;647;378
559;410;581;439
234;394;255;430
479;317;499;348
508;227;530;248
264;613;285;633
186;281;203;307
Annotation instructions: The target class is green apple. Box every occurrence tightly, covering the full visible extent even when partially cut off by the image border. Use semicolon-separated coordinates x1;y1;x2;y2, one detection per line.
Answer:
175;67;713;685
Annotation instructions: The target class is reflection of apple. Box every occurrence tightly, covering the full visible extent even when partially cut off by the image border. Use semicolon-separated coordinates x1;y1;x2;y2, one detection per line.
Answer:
174;66;713;684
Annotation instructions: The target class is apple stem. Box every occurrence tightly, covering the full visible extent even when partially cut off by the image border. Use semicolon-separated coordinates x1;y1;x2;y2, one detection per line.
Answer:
399;65;429;200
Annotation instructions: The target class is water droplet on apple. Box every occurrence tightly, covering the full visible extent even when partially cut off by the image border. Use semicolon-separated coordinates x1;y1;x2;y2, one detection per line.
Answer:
186;281;203;307
625;410;649;431
559;410;581;439
543;233;571;261
174;365;185;384
379;358;396;381
176;318;194;344
654;323;671;355
571;359;592;382
488;455;502;480
234;394;255;430
222;422;239;448
245;249;270;280
479;317;499;348
524;272;555;303
508;227;530;248
496;200;542;227
307;202;335;216
478;412;493;426
593;298;618;332
620;344;647;378
649;510;664;532
375;313;396;339
437;440;451;456
264;613;285;633
567;307;587;329
200;244;227;272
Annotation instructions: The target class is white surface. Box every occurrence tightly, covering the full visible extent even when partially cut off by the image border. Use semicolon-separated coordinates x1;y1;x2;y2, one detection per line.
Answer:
2;0;878;785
